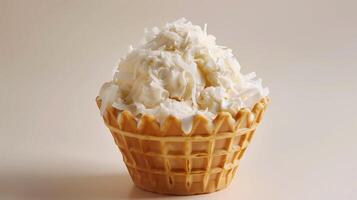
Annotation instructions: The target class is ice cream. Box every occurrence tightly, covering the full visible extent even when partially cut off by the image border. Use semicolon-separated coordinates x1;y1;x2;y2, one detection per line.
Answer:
99;18;269;133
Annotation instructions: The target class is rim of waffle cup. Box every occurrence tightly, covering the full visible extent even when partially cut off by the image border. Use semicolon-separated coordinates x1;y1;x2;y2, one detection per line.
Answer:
96;96;269;139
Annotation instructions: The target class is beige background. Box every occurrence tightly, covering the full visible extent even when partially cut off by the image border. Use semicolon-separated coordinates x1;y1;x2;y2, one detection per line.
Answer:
1;0;357;199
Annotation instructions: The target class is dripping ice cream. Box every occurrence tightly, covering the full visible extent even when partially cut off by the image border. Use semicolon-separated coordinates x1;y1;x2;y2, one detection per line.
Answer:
99;18;269;133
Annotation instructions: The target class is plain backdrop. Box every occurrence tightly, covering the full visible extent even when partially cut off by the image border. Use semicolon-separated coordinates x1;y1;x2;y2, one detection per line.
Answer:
1;0;356;199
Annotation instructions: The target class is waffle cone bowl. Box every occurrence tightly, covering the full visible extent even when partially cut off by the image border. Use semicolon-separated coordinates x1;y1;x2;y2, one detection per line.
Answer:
96;97;269;195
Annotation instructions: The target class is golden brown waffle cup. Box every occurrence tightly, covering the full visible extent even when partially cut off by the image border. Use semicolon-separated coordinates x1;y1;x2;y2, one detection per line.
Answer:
96;97;269;195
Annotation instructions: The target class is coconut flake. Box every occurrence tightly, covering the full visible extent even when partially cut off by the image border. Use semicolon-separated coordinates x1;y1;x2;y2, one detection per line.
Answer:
98;18;269;131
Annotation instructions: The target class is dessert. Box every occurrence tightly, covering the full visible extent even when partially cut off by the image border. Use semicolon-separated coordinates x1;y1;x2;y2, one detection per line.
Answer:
96;18;269;195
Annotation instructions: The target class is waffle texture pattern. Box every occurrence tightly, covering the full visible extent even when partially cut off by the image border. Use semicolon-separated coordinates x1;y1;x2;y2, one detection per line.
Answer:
97;97;269;195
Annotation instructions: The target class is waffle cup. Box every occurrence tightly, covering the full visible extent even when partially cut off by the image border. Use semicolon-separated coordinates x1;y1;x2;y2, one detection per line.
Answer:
96;97;269;195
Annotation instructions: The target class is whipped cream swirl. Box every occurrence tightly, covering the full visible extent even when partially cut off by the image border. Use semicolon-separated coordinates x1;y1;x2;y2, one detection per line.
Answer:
99;18;269;133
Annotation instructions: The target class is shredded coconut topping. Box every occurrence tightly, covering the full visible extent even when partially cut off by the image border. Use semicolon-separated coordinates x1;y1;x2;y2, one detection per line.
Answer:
99;18;269;133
